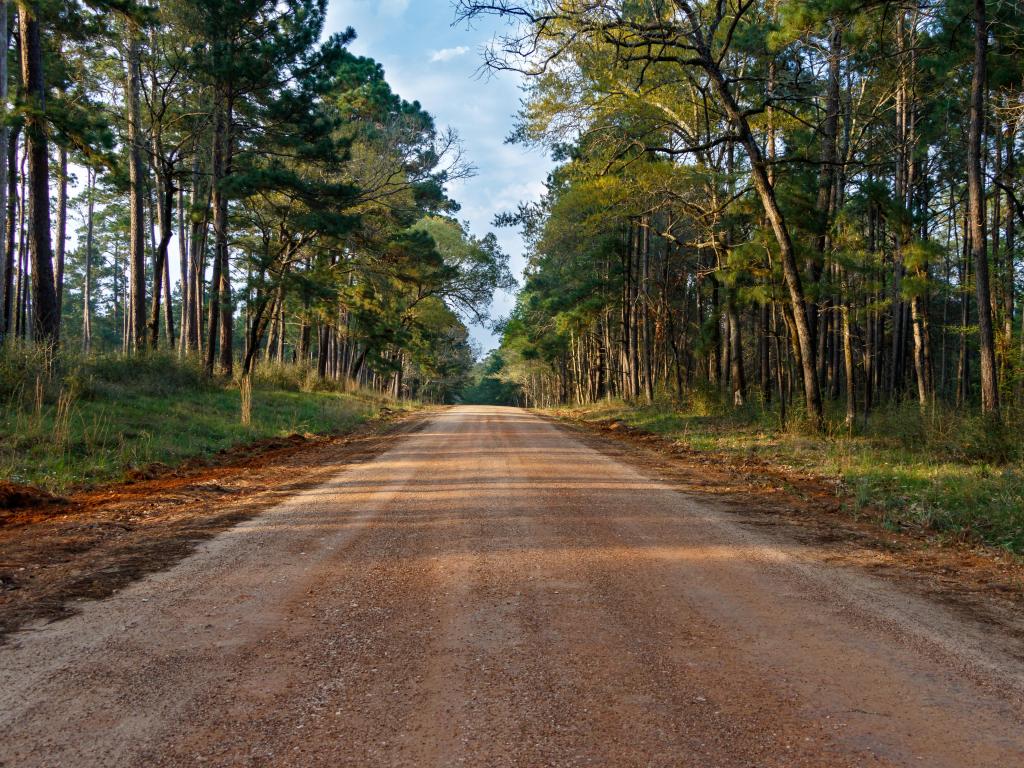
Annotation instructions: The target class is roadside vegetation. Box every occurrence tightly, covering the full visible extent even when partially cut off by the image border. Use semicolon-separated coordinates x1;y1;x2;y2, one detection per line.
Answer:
455;3;1024;554
0;345;409;493
0;2;507;495
551;397;1024;554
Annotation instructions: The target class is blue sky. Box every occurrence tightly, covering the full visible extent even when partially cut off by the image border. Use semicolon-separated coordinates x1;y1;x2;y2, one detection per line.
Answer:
324;0;552;352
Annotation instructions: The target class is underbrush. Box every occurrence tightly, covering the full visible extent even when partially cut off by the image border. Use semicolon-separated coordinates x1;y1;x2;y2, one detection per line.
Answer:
0;343;408;492
553;395;1024;554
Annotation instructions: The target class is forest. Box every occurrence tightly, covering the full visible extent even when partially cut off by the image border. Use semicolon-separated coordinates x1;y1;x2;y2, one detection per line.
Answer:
1;0;1023;544
462;0;1024;436
3;3;1024;760
0;0;512;399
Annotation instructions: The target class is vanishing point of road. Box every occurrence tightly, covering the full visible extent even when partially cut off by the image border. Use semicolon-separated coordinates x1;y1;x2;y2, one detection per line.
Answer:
1;406;1022;767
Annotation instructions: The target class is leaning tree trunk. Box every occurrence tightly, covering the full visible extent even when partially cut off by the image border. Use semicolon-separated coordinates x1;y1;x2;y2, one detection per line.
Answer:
18;1;58;345
705;63;823;426
968;0;999;415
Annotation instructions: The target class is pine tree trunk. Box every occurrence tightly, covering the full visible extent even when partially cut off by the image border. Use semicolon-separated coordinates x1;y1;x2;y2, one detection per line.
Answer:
0;126;14;339
83;168;94;352
207;90;235;376
968;0;999;415
15;146;25;340
841;280;856;429
54;146;67;322
177;186;188;354
124;17;146;352
205;96;227;375
728;297;745;407
187;149;209;354
1003;117;1016;397
18;1;58;345
148;165;175;348
0;0;9;341
957;218;971;406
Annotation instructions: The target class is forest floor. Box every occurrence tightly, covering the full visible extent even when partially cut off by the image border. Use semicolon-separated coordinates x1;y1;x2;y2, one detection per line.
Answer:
1;405;1022;767
550;400;1024;554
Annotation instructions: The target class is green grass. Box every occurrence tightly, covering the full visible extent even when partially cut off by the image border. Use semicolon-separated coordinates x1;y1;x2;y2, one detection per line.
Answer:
552;396;1024;554
0;345;411;493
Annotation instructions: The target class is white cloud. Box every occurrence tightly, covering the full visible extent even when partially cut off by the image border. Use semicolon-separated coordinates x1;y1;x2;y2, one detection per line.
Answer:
429;46;470;63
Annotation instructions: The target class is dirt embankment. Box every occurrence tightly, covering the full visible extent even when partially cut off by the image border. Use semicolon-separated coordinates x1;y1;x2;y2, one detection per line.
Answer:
0;409;432;641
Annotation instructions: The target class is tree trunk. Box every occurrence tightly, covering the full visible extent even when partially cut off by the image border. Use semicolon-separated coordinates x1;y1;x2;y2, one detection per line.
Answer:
54;146;67;322
705;63;822;425
124;17;146;352
217;93;235;375
0;0;9;341
809;23;842;368
0;126;14;339
968;0;999;415
1004;116;1016;395
187;148;209;354
206;90;234;376
177;185;188;354
83;167;95;352
205;97;226;375
4;126;18;337
15;153;25;340
163;246;174;342
727;297;745;407
18;2;58;345
148;166;175;348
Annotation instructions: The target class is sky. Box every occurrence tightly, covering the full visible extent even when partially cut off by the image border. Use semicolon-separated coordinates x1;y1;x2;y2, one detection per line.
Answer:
323;0;552;353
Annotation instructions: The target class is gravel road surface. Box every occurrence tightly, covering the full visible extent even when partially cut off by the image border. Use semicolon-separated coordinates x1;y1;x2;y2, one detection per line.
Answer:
1;405;1022;767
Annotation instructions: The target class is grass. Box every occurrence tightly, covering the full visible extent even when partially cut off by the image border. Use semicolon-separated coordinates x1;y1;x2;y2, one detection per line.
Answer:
551;393;1024;554
0;344;412;493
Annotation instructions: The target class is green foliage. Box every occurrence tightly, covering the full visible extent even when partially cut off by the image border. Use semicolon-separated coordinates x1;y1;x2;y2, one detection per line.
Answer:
461;351;522;405
0;344;403;492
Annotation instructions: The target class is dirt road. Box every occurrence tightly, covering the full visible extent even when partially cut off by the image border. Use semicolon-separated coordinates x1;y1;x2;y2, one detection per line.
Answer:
2;405;1022;767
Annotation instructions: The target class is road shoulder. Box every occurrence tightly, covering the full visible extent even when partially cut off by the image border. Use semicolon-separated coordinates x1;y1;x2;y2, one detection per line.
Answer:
0;408;437;643
543;409;1024;645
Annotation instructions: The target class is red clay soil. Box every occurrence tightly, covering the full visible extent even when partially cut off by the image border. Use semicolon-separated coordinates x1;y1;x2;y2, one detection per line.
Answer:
0;481;61;512
0;408;432;641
